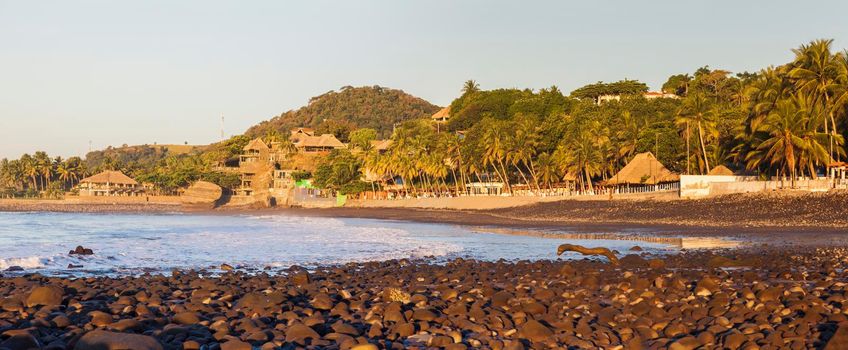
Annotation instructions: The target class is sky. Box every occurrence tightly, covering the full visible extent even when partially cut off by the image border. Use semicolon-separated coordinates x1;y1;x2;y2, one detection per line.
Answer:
1;0;847;159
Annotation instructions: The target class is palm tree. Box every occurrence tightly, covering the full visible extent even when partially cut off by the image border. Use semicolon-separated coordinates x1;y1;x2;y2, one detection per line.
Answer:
479;118;513;194
790;39;841;158
534;152;558;191
506;115;540;191
33;151;53;192
746;95;833;187
677;93;717;173
19;154;37;193
462;80;480;95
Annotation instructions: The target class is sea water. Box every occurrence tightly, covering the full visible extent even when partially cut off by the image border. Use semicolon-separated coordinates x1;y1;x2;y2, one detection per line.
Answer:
0;211;675;276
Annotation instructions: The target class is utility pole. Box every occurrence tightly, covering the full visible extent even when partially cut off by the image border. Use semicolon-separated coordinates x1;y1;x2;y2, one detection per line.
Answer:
220;114;225;141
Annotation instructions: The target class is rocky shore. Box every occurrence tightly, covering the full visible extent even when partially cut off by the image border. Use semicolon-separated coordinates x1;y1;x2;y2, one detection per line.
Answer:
2;248;848;349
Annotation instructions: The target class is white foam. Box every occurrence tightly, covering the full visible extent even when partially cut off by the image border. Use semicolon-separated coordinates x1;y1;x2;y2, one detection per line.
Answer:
0;256;47;270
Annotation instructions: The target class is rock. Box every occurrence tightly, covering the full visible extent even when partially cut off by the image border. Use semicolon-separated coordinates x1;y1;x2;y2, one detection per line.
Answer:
6;266;24;272
220;263;234;271
285;323;320;344
350;344;378;350
26;285;64;307
0;333;40;350
382;287;411;303
69;245;94;255
220;340;252;350
172;312;201;325
290;270;310;286
88;311;113;327
74;330;163;350
518;319;553;342
67;264;84;269
630;246;643;251
825;324;848;350
181;181;223;209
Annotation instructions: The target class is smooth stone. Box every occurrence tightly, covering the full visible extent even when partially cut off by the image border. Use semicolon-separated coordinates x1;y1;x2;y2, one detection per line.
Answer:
74;330;163;350
25;285;64;307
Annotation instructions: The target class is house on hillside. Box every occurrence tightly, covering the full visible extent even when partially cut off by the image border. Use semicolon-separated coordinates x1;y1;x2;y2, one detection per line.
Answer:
606;152;680;193
370;139;393;154
293;134;346;153
78;170;142;196
432;106;450;123
290;127;315;142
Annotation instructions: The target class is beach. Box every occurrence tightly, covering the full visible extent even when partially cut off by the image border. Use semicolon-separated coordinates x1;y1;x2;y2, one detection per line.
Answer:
3;248;848;349
2;193;848;348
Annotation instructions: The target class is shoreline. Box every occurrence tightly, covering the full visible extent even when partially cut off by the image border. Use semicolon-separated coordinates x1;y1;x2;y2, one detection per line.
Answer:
2;191;847;239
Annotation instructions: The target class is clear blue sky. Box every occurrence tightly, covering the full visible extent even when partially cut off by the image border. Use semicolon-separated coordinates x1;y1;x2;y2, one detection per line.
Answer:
2;0;847;159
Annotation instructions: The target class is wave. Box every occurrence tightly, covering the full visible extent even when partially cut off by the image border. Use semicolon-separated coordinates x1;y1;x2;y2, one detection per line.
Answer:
0;256;48;270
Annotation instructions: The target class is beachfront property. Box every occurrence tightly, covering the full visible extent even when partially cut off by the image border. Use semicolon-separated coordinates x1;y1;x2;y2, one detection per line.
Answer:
605;152;681;193
77;170;143;196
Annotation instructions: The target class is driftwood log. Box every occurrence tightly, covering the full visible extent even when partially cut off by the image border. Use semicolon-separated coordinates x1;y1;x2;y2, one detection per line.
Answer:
557;244;619;265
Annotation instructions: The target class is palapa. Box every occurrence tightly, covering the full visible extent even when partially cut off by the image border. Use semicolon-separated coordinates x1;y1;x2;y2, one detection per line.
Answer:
708;165;735;176
606;152;679;185
79;170;138;186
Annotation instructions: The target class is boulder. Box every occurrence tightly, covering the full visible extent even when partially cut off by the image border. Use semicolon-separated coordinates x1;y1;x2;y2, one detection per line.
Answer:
69;245;94;255
74;330;163;350
181;181;223;209
26;285;64;307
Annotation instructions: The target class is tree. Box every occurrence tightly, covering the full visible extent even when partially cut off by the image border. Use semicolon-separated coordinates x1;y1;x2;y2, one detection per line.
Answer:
744;95;836;186
349;128;377;152
677;93;717;173
462;80;480;95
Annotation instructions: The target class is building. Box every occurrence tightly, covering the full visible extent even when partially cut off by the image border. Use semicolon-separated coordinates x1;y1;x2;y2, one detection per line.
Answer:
78;170;142;196
606;152;680;192
293;134;346;153
370;139;393;154
235;138;272;197
432;106;451;123
643;91;680;100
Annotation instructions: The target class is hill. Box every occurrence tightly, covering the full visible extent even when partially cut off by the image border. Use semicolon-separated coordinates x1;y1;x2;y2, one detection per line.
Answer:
245;85;440;140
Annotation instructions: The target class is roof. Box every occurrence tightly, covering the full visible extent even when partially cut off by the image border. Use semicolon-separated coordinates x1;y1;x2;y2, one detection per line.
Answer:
708;165;735;176
606;152;679;185
370;139;393;151
431;106;450;120
80;170;138;185
243;138;270;151
294;134;346;149
290;127;315;136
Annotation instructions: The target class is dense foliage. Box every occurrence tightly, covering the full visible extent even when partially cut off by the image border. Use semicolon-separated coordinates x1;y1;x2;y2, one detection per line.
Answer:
570;79;649;102
245;86;440;141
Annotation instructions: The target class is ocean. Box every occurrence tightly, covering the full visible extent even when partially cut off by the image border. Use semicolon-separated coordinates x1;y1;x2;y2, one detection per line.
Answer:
0;211;674;276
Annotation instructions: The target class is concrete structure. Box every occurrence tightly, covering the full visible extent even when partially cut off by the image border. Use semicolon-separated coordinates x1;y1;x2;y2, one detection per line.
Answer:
78;170;142;196
680;175;834;198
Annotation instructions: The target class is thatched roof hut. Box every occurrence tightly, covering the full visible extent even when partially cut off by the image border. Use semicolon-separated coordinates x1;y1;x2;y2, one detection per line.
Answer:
243;138;270;152
607;152;679;185
432;106;450;122
708;165;735;176
370;139;393;153
294;134;346;151
80;170;138;186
